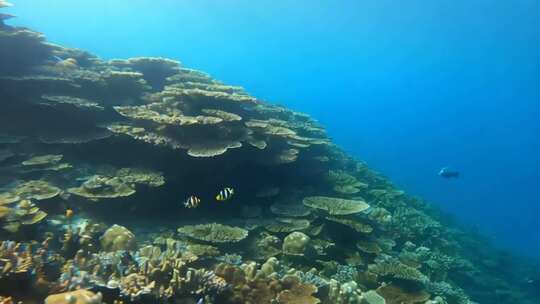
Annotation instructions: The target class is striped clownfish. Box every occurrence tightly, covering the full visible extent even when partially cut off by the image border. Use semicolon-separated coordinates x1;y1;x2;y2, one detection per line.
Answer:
184;196;201;208
216;187;234;202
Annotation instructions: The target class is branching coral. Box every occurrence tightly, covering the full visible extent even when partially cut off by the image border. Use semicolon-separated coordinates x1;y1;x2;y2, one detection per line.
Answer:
214;260;320;304
0;240;47;279
425;281;471;304
327;279;363;304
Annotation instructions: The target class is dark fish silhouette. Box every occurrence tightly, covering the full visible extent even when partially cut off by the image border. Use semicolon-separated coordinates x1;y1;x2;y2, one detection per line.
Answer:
439;167;460;178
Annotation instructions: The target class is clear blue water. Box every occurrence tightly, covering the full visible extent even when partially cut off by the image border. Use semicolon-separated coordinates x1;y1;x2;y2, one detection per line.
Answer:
8;0;539;260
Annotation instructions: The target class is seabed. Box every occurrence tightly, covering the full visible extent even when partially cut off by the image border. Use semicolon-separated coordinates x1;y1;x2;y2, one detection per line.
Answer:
0;2;539;304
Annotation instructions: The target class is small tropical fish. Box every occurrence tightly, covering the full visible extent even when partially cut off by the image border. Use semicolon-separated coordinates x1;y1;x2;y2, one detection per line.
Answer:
184;196;201;208
65;209;74;218
216;187;234;201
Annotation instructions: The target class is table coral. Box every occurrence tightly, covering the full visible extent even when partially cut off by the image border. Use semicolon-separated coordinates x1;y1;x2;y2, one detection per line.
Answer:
325;216;373;234
328;170;368;195
68;176;136;200
178;223;248;244
303;196;370;215
4;180;61;201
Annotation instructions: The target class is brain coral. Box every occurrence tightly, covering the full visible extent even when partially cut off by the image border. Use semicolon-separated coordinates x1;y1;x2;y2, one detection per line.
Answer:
100;224;137;252
282;231;311;256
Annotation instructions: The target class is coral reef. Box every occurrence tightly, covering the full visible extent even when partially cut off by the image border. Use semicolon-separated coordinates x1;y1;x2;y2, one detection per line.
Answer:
0;5;538;304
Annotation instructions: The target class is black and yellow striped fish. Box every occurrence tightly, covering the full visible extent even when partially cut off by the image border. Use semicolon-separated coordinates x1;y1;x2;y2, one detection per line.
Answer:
216;187;234;201
184;196;201;208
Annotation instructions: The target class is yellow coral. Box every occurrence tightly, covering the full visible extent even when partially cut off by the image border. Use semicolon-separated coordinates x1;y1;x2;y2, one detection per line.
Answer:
44;289;102;304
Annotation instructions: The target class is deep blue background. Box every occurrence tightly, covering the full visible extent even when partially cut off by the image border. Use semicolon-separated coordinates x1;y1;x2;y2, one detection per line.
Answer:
6;0;540;259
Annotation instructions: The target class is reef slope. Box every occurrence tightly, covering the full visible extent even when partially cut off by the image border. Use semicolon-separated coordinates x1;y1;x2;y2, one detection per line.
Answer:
1;5;539;304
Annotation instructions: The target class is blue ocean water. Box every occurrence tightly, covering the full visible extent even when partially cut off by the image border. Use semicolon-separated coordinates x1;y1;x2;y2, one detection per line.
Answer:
8;0;539;260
